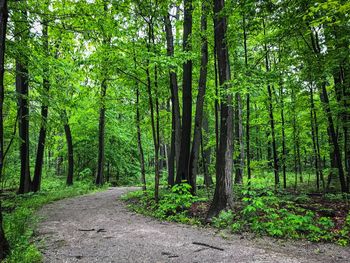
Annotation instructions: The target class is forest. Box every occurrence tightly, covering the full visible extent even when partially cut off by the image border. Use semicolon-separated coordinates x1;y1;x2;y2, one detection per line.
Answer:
0;0;350;261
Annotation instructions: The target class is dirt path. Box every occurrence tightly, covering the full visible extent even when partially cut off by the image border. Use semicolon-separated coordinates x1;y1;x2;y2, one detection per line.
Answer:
36;187;350;263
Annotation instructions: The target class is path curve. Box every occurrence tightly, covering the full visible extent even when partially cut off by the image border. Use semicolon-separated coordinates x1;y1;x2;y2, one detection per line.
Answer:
36;187;350;263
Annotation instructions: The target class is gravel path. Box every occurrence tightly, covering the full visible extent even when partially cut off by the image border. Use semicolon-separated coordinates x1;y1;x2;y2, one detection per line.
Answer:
36;187;350;263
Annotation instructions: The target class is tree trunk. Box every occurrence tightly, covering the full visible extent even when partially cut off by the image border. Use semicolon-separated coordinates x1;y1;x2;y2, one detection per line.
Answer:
188;1;208;194
279;83;287;189
320;82;347;192
291;87;298;189
243;12;251;187
234;93;244;185
214;43;220;154
207;0;234;220
0;0;9;259
164;13;181;186
16;5;31;193
310;85;324;191
263;20;279;188
146;21;160;202
136;80;146;191
64;112;73;186
202;112;212;186
95;79;107;186
33;17;50;192
176;0;193;184
168;101;175;186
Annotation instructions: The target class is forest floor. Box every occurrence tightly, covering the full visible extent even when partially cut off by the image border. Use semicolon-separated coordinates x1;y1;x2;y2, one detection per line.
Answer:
35;187;350;263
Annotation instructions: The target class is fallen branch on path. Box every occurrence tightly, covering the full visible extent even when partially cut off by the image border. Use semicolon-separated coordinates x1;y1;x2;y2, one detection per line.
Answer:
192;242;224;251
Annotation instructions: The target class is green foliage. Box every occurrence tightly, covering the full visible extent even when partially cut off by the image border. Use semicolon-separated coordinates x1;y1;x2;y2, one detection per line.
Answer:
337;213;350;246
2;177;107;263
212;210;235;229
211;188;350;245
155;184;198;222
123;184;204;224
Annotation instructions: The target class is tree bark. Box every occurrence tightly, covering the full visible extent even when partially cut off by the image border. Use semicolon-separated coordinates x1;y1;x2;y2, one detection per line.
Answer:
33;17;50;192
263;20;279;188
64;112;73;186
234;93;244;185
207;0;234;220
214;43;220;154
0;0;9;259
164;13;181;187
310;85;324;191
188;1;208;194
243;12;251;187
16;5;31;194
135;60;146;190
279;83;287;189
202;112;212;186
176;0;193;184
95;79;107;186
168;100;175;186
146;21;160;202
320;82;347;192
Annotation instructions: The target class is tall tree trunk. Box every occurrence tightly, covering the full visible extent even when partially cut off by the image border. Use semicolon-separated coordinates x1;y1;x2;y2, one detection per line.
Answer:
33;17;50;192
297;136;302;183
292;87;298;189
243;12;251;187
0;0;9;259
279;84;287;189
234;93;244;185
176;0;193;184
214;43;220;154
64;112;73;186
152;25;161;202
146;21;160;202
310;85;324;191
16;5;31;194
164;13;181;187
320;82;347;192
202;112;212;186
95;79;107;185
207;0;234;220
135;66;146;190
168;101;175;186
188;1;208;194
263;20;279;188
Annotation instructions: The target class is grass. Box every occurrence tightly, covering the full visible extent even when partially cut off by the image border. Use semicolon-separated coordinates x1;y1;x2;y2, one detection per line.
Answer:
1;177;108;263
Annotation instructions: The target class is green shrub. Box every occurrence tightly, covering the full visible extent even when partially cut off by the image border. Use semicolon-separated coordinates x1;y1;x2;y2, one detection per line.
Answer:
212;210;235;228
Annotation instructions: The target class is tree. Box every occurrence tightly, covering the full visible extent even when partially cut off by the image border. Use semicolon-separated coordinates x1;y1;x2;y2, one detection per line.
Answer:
33;10;50;192
164;11;181;187
207;0;234;220
188;0;209;194
176;0;193;185
15;1;31;194
0;0;9;259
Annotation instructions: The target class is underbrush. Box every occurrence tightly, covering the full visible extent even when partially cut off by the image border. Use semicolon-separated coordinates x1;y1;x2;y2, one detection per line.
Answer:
214;188;350;245
123;184;350;246
122;183;206;224
1;177;107;263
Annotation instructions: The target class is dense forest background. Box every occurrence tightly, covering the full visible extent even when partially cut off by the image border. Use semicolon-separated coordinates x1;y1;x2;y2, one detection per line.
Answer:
0;0;349;261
